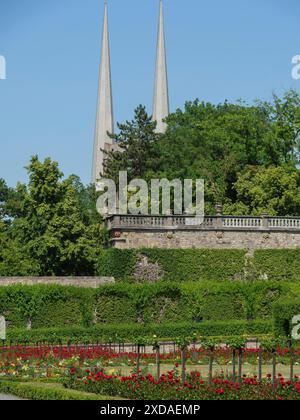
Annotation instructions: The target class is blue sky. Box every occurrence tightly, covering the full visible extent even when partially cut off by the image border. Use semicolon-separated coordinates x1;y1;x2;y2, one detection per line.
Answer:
0;0;300;186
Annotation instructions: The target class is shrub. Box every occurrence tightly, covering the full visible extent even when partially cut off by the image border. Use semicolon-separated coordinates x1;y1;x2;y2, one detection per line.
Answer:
65;369;300;400
0;381;117;400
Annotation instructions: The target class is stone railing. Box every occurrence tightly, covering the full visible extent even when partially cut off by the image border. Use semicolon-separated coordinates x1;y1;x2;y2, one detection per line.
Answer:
106;214;300;231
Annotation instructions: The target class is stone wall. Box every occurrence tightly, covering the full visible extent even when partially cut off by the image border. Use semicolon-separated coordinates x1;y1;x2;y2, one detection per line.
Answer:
0;277;115;288
112;230;300;250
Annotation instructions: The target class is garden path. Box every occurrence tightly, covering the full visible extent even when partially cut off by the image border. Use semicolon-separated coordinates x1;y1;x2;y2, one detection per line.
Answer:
0;393;24;400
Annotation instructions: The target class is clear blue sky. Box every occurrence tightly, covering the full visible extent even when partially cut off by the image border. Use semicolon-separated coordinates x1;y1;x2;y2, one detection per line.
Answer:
0;0;300;186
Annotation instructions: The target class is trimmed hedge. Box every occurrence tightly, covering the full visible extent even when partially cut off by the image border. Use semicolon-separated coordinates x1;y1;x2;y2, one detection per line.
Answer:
253;250;300;282
97;249;137;280
0;282;295;329
3;320;273;344
0;285;93;329
97;248;246;281
274;298;300;338
141;249;246;282
0;381;119;400
97;248;300;283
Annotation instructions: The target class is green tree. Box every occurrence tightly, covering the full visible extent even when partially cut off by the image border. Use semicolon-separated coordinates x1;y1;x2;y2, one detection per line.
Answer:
103;105;160;183
0;179;9;222
258;90;300;166
0;220;39;276
104;91;300;213
153;99;272;210
8;156;104;276
224;166;300;216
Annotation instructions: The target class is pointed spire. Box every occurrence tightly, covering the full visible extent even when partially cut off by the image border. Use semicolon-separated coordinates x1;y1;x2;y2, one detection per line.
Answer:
153;0;169;133
92;1;114;182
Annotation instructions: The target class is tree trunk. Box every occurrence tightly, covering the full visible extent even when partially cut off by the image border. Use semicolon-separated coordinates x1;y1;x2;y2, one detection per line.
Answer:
272;351;277;389
258;348;263;382
238;348;243;385
232;349;236;382
209;349;214;385
136;345;141;375
181;349;186;384
156;346;160;380
290;348;294;382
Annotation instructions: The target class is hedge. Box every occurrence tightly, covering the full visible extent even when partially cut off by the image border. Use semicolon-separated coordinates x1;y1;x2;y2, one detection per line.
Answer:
274;298;300;338
97;248;300;283
97;248;246;281
142;249;246;282
3;320;273;344
253;250;300;282
0;282;295;329
0;381;120;400
0;285;93;329
97;249;137;280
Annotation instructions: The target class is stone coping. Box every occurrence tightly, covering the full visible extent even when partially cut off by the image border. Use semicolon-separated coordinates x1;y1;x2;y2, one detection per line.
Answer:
0;277;115;288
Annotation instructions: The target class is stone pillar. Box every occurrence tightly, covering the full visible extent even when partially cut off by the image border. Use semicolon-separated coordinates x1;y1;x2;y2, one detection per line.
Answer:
261;212;269;229
214;204;223;228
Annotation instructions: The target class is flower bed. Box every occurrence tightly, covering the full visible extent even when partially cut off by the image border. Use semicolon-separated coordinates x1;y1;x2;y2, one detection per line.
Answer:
0;345;300;381
64;367;300;400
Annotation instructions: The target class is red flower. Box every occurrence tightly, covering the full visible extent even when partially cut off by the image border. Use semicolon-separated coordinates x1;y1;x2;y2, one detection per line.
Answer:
216;388;225;395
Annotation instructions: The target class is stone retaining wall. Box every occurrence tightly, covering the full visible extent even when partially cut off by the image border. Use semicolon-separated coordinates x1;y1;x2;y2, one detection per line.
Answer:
111;230;300;250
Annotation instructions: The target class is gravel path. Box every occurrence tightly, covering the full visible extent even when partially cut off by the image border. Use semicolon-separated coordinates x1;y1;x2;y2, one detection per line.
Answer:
0;393;24;400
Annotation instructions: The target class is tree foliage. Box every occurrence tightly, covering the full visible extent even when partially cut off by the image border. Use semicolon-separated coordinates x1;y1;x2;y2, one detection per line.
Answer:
104;90;300;214
224;166;300;216
103;105;160;183
0;156;105;276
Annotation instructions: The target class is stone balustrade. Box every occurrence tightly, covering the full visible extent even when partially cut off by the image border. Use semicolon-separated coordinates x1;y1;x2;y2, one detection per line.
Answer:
106;214;300;232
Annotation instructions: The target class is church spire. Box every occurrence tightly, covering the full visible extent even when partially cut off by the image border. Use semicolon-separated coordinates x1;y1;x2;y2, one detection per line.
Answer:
153;0;169;133
92;0;114;183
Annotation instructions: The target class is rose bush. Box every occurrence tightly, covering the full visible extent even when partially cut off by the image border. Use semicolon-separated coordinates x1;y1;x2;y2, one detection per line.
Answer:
64;367;300;400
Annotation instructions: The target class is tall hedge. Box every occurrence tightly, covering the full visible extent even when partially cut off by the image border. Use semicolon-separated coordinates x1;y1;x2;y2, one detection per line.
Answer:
97;248;246;281
0;282;295;329
142;249;246;281
253;250;300;281
97;249;137;280
97;248;300;282
0;285;93;329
